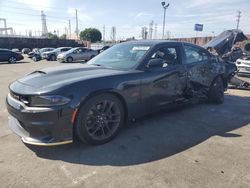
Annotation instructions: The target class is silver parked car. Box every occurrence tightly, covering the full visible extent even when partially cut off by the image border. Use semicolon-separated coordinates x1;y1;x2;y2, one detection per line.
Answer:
57;47;98;63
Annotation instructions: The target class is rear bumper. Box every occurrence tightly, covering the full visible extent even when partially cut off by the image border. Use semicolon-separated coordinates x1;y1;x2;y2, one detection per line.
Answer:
6;93;74;146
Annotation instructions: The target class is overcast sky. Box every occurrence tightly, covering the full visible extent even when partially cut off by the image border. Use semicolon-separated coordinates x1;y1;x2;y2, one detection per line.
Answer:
0;0;249;39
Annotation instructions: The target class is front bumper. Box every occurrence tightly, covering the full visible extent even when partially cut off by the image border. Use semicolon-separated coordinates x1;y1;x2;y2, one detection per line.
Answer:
57;56;66;62
6;93;74;146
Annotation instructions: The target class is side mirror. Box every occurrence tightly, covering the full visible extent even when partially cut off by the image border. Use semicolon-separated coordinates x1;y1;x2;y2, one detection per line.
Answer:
147;58;164;68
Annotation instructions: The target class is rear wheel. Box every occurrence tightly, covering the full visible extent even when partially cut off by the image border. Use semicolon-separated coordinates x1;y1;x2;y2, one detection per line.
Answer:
208;77;224;104
67;56;73;63
9;57;17;64
75;94;125;145
51;54;56;61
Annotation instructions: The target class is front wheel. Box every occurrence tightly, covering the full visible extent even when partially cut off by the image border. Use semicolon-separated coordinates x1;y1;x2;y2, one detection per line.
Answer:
9;57;17;64
75;94;125;145
208;77;224;104
67;57;73;63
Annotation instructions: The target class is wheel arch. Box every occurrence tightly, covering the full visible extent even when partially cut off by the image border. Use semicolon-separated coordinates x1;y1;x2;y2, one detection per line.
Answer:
67;56;73;62
73;89;128;127
211;74;227;90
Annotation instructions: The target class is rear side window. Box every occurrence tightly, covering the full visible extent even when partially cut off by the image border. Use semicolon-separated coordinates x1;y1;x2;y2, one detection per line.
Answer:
184;45;208;64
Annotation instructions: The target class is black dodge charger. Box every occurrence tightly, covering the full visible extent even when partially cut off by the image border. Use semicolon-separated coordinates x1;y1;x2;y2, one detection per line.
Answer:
6;40;228;146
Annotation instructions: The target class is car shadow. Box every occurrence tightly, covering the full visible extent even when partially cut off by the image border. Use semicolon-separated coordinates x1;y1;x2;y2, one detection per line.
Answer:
0;61;30;65
27;94;250;166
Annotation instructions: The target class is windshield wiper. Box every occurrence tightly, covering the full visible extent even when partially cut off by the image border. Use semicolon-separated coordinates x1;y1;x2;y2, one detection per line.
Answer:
91;64;103;66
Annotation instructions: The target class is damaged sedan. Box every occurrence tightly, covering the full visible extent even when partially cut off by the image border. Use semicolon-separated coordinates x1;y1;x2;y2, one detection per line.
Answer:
6;40;229;146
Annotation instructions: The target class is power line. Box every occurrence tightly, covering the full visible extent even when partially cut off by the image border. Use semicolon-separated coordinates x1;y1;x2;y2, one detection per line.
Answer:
2;0;70;12
0;4;70;14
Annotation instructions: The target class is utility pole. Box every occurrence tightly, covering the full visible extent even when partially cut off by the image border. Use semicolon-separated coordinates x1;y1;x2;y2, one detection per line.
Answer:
148;20;154;39
236;11;241;30
68;20;71;39
110;26;116;43
154;23;158;39
103;25;105;43
75;9;79;39
41;11;48;36
161;2;170;39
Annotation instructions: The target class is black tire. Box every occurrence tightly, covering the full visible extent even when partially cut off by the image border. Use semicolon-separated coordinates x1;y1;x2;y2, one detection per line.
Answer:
208;76;224;104
51;55;56;61
67;57;73;63
9;57;17;64
32;56;38;62
75;93;125;145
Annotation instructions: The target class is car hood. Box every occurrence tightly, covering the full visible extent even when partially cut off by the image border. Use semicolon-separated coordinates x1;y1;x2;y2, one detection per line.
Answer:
10;64;125;94
204;29;247;56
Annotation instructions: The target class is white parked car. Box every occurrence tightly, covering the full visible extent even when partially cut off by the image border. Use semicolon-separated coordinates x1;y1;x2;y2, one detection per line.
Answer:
57;47;98;63
236;58;250;76
236;42;250;76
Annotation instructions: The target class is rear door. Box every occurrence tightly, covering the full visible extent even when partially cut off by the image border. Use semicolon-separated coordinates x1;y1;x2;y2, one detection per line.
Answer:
79;48;90;60
183;44;215;91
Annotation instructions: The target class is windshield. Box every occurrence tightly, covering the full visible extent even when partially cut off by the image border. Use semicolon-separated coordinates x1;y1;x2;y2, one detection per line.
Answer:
87;43;151;69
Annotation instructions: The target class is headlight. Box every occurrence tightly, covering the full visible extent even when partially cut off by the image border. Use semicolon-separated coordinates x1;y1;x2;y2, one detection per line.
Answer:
30;95;71;107
236;61;241;65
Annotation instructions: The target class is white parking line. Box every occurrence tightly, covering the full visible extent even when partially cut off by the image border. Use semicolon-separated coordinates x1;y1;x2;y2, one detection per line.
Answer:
72;171;97;186
60;165;97;186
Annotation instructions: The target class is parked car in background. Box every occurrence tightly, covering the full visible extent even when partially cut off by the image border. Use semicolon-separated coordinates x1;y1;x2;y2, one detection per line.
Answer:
7;41;229;146
27;48;40;58
22;48;31;54
11;49;21;54
235;42;250;77
43;47;72;61
97;45;111;53
57;47;98;63
0;49;24;63
30;48;55;61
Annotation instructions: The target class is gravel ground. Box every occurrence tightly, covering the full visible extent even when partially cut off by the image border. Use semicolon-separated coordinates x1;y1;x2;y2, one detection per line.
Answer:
0;57;250;188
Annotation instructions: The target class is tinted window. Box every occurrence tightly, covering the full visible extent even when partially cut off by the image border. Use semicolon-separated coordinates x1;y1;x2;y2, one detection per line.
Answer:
151;46;179;67
184;45;208;64
61;48;70;52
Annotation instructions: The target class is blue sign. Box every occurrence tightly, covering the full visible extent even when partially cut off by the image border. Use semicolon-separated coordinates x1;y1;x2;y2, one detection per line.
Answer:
194;24;203;31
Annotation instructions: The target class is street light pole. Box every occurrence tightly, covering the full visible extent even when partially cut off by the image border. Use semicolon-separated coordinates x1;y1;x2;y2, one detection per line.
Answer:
161;2;170;39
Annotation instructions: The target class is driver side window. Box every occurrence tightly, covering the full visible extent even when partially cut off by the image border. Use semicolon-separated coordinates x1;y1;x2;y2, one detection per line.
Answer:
151;47;179;68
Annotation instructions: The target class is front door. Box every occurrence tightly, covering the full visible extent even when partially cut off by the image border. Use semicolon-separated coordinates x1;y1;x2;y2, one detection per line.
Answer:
141;44;187;109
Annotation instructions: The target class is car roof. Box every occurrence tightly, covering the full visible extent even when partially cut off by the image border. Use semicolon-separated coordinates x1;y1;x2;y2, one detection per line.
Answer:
124;40;206;50
124;40;180;46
